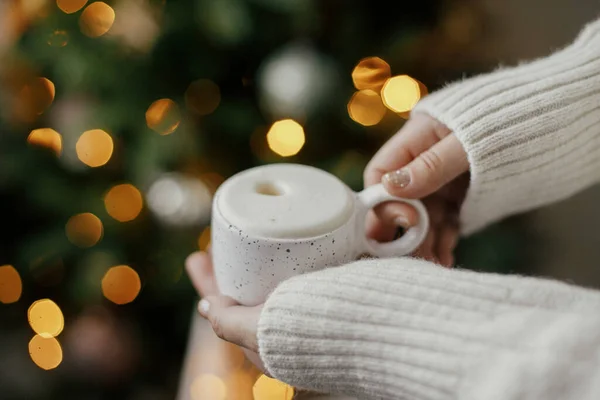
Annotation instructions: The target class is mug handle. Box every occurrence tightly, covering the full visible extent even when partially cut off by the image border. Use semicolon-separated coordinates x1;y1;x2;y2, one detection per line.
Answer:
356;183;429;258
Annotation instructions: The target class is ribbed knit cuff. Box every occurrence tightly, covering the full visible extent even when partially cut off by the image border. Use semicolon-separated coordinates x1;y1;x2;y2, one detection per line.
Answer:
413;18;600;235
257;258;600;399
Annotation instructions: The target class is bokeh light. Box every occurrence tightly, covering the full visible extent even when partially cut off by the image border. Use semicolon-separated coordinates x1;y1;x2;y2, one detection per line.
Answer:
351;56;391;91
17;77;55;120
347;89;387;126
29;335;63;370
27;128;62;156
47;30;69;47
266;119;305;157
57;0;88;14
225;371;255;400
253;375;294;400
145;98;181;135
190;374;227;400
102;265;141;305
76;129;114;167
381;75;426;113
28;299;65;338
65;212;103;248
0;265;22;304
104;184;143;222
185;79;221;116
197;226;211;251
79;2;115;38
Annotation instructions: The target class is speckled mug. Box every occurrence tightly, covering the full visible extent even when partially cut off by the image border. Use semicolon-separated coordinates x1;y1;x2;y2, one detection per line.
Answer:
211;164;429;307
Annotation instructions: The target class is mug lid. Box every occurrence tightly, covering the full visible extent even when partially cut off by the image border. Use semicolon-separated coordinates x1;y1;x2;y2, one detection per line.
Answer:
215;164;354;239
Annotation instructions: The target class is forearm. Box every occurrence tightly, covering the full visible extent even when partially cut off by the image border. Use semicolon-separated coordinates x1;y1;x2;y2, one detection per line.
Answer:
257;258;600;399
413;18;600;235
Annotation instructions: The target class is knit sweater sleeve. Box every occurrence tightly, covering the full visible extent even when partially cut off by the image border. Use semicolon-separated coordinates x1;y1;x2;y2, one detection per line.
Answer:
257;258;600;400
411;18;600;235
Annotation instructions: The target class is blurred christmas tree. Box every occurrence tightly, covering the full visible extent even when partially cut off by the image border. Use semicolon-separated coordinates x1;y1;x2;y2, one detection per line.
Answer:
0;0;529;399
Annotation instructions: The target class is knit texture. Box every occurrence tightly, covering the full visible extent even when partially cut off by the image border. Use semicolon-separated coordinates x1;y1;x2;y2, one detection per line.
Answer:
258;258;600;399
413;17;600;235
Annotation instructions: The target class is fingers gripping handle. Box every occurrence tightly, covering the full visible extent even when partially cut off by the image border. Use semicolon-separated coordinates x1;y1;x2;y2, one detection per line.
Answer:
356;184;429;258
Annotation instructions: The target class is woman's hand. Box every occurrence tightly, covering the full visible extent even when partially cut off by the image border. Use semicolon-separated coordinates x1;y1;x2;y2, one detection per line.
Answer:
185;251;262;354
364;112;470;266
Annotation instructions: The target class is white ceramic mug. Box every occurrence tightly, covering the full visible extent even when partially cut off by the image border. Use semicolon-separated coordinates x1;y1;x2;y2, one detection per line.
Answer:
211;163;429;306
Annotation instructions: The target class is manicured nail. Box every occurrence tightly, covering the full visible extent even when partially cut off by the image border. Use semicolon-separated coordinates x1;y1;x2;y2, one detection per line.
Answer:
383;169;411;188
394;216;410;228
198;299;210;316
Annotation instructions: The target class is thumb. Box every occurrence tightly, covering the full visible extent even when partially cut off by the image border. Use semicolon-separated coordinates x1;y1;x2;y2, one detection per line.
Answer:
382;134;468;199
198;296;261;352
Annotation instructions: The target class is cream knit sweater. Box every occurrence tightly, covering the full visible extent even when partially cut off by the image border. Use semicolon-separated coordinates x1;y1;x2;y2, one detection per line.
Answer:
256;18;600;400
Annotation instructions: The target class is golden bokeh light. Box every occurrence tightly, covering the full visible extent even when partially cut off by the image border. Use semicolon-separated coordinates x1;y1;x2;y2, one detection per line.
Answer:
266;119;305;157
47;30;69;47
347;89;387;126
57;0;88;14
185;79;221;116
145;99;181;135
351;56;391;91
27;128;62;155
102;265;141;305
225;371;255;400
253;375;294;400
29;335;63;370
104;184;143;222
79;2;115;38
76;129;114;167
0;265;23;304
28;299;65;338
197;226;211;251
17;77;55;120
381;75;426;114
190;374;227;400
65;213;103;248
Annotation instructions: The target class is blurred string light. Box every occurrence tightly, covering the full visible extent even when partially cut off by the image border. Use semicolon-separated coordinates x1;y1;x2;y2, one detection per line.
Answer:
27;128;62;156
185;79;221;116
65;212;103;248
16;77;55;121
257;43;336;119
76;129;114;167
347;90;387;126
101;265;141;305
28;299;65;338
351;56;391;91
0;265;22;304
57;0;88;14
253;375;294;400
197;226;211;251
146;173;212;227
104;184;143;222
108;0;161;53
225;371;254;400
29;335;63;370
190;374;227;400
47;30;69;47
381;75;428;114
266;119;305;157
146;98;181;135
79;2;115;38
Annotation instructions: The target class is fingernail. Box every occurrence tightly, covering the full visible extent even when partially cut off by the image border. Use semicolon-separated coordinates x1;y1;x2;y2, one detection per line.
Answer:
394;216;410;228
383;169;411;188
198;299;210;316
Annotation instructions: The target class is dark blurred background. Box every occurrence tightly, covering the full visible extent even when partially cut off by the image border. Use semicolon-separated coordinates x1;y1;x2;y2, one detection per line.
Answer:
1;0;599;399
